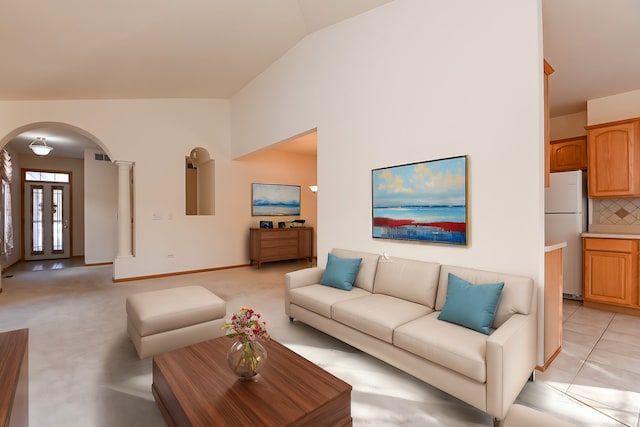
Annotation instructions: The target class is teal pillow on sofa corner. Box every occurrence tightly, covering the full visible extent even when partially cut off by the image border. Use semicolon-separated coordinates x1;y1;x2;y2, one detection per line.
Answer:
437;273;505;335
320;253;363;291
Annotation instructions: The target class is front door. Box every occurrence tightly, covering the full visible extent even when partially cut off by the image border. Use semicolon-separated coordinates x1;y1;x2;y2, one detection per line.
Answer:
24;181;71;260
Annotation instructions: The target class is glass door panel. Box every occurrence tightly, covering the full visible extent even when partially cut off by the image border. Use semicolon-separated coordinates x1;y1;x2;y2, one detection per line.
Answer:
52;186;64;253
24;182;70;260
31;186;44;254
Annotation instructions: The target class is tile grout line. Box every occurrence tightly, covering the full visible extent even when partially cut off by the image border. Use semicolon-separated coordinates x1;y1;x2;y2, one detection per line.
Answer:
568;308;615;382
550;380;630;427
562;308;628;425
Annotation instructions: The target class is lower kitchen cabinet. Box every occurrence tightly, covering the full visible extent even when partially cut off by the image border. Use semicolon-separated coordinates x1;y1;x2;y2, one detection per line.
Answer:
583;237;639;310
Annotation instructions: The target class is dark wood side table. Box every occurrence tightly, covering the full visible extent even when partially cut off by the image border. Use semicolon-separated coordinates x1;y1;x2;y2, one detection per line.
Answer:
0;328;28;427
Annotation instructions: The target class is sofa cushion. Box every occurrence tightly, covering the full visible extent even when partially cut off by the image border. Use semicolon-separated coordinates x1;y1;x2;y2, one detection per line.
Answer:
435;265;534;328
373;257;441;307
289;284;371;318
437;273;504;335
331;294;432;343
320;252;362;290
332;248;380;292
394;312;488;383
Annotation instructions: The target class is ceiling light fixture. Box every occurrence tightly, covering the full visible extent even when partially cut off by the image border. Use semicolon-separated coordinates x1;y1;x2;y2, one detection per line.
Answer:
29;137;53;156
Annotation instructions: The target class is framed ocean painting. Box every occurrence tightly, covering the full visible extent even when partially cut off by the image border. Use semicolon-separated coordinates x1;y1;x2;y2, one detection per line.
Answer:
372;155;468;245
252;183;301;216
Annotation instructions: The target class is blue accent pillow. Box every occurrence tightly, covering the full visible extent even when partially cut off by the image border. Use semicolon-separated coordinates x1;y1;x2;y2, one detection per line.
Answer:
437;273;505;335
319;253;363;291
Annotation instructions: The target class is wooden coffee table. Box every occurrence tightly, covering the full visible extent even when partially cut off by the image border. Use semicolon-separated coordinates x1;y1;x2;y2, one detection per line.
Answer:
152;337;352;426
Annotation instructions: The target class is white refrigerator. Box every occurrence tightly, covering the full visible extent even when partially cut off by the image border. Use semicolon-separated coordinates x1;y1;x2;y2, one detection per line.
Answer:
545;170;587;300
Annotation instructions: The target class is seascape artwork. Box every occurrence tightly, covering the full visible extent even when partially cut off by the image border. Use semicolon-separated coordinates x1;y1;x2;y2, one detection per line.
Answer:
252;183;301;216
372;156;468;245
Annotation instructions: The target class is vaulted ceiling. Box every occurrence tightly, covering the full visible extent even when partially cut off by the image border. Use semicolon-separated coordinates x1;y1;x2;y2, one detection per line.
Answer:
542;0;640;117
0;0;393;100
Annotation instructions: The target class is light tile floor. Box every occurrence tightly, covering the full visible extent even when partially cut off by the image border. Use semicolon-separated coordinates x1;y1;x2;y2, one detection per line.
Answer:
537;300;640;426
4;260;640;426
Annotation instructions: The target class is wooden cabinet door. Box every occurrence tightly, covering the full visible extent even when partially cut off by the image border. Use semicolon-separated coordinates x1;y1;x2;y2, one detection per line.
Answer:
584;249;632;305
298;228;313;259
587;120;640;197
583;238;637;306
550;137;587;172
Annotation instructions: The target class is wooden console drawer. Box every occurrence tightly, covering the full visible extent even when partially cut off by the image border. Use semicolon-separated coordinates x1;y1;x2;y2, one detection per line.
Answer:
261;229;298;240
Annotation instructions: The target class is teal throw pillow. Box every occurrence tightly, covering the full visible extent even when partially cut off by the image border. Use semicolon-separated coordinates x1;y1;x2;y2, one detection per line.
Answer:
437;273;505;335
320;253;363;291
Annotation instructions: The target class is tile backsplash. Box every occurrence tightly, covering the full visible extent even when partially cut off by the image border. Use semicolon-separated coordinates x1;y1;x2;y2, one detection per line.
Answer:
592;198;640;225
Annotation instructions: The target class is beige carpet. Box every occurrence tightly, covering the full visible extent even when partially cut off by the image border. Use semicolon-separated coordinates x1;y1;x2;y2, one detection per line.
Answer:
0;260;619;426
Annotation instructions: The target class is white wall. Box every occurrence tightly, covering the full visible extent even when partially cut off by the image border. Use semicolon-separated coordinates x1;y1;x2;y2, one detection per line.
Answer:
18;154;85;257
84;149;117;264
232;0;544;276
587;88;640;125
0;98;316;279
550;111;587;140
235;149;318;257
232;0;546;362
0;99;233;279
0;0;544;356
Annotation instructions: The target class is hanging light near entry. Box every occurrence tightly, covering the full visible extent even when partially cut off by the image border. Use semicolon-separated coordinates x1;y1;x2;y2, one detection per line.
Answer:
29;137;53;156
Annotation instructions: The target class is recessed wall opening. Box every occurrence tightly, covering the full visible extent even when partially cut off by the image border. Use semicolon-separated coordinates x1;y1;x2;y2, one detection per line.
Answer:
186;147;215;216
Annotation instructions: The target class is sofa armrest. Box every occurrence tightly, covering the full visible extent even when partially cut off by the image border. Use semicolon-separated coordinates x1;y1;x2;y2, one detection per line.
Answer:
285;267;325;290
485;313;537;420
284;267;325;317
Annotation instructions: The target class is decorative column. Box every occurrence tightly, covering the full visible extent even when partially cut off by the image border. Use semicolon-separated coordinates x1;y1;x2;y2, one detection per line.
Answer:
116;161;133;258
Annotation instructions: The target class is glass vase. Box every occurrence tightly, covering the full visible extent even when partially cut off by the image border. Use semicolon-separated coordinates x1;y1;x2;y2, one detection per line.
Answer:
226;340;267;379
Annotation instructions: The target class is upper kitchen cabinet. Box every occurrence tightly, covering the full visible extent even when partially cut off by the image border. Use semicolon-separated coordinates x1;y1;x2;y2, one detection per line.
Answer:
550;136;587;172
587;117;640;198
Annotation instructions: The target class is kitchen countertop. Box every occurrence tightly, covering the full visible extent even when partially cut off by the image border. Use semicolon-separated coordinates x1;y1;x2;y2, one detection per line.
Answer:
582;232;640;240
545;241;567;252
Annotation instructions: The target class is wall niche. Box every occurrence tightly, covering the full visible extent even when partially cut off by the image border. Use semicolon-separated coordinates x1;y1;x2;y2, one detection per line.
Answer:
186;147;214;215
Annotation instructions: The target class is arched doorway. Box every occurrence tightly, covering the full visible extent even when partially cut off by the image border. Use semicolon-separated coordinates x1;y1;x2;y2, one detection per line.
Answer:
0;122;120;275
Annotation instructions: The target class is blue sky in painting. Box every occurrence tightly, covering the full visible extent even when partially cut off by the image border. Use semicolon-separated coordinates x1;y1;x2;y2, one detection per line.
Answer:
373;157;466;207
252;184;300;206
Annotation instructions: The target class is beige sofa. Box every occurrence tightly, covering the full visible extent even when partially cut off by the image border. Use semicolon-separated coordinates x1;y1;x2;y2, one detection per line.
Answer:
285;248;537;422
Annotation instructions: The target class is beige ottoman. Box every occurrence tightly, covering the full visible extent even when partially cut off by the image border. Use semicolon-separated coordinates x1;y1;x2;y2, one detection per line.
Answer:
126;285;226;359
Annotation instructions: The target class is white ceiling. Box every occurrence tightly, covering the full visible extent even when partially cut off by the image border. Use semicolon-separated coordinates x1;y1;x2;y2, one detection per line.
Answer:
0;0;392;100
2;0;639;157
542;0;640;117
9;127;98;159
